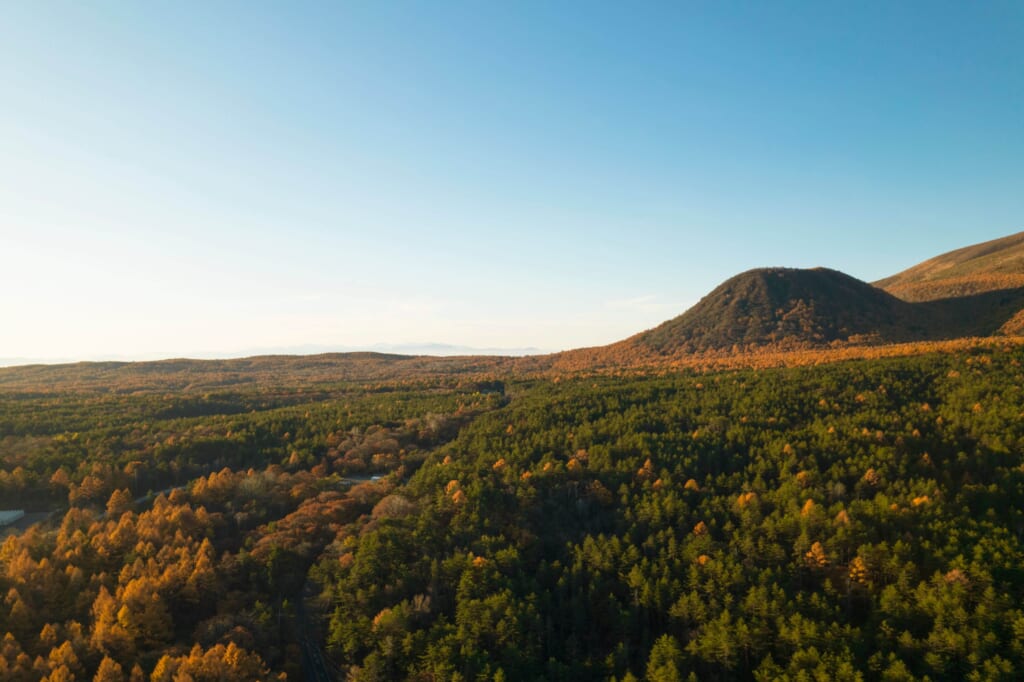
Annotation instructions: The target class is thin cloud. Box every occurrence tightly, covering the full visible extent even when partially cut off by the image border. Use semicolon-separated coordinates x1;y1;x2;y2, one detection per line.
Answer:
603;295;688;316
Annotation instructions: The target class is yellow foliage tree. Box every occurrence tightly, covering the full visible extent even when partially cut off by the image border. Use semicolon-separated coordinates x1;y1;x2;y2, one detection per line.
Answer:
800;499;816;517
849;556;870;585
94;656;125;682
116;577;172;649
105;489;134;517
90;586;134;661
805;542;828;568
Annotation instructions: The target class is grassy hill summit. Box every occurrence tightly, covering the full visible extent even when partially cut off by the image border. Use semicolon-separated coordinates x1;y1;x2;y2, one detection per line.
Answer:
875;230;1024;302
875;230;1024;335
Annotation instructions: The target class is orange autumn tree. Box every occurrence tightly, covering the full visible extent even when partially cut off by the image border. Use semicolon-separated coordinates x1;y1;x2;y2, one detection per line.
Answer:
150;643;283;682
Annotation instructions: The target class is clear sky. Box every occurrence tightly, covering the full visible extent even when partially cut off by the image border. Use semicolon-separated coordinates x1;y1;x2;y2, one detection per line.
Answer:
2;2;1023;362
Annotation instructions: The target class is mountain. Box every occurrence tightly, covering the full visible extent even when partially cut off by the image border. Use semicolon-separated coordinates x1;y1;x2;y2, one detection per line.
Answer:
875;231;1024;301
559;259;1024;367
624;232;1024;357
629;267;930;354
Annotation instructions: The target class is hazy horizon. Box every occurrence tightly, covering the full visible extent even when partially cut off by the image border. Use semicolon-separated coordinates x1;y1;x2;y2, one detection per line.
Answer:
0;341;549;368
3;2;1022;362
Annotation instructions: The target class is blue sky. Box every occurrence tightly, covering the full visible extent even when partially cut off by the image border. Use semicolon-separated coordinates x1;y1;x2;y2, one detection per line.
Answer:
2;2;1023;362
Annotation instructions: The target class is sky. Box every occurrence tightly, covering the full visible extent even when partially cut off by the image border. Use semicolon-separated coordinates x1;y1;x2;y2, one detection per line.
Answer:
2;2;1023;363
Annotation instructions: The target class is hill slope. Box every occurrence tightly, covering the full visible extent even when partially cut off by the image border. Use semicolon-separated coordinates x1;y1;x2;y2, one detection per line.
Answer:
631;267;932;355
875;230;1024;301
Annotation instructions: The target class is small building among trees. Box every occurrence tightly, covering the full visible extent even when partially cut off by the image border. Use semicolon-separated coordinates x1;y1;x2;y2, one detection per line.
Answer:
0;510;25;526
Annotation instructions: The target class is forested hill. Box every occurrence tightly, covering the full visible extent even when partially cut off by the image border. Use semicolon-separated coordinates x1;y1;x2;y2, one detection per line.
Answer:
629;267;928;353
569;232;1024;364
619;266;1024;357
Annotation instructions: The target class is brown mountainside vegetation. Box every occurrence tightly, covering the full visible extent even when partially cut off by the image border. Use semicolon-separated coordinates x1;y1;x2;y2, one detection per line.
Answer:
876;230;1024;302
550;266;1024;372
629;268;931;354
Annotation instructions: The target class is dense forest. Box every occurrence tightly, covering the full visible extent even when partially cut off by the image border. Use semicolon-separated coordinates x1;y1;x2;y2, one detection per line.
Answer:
1;345;1023;680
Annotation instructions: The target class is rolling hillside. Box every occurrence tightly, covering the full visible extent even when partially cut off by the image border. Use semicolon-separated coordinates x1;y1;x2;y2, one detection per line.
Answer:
875;230;1024;301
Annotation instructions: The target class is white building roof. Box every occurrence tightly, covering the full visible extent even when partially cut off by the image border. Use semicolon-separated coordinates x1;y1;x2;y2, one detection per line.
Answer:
0;510;25;525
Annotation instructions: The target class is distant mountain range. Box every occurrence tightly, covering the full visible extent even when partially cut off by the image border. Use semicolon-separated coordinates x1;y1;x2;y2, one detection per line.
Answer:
0;343;543;369
2;230;1023;390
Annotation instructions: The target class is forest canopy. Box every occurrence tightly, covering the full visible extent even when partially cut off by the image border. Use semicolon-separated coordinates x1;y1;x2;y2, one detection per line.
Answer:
1;346;1023;680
